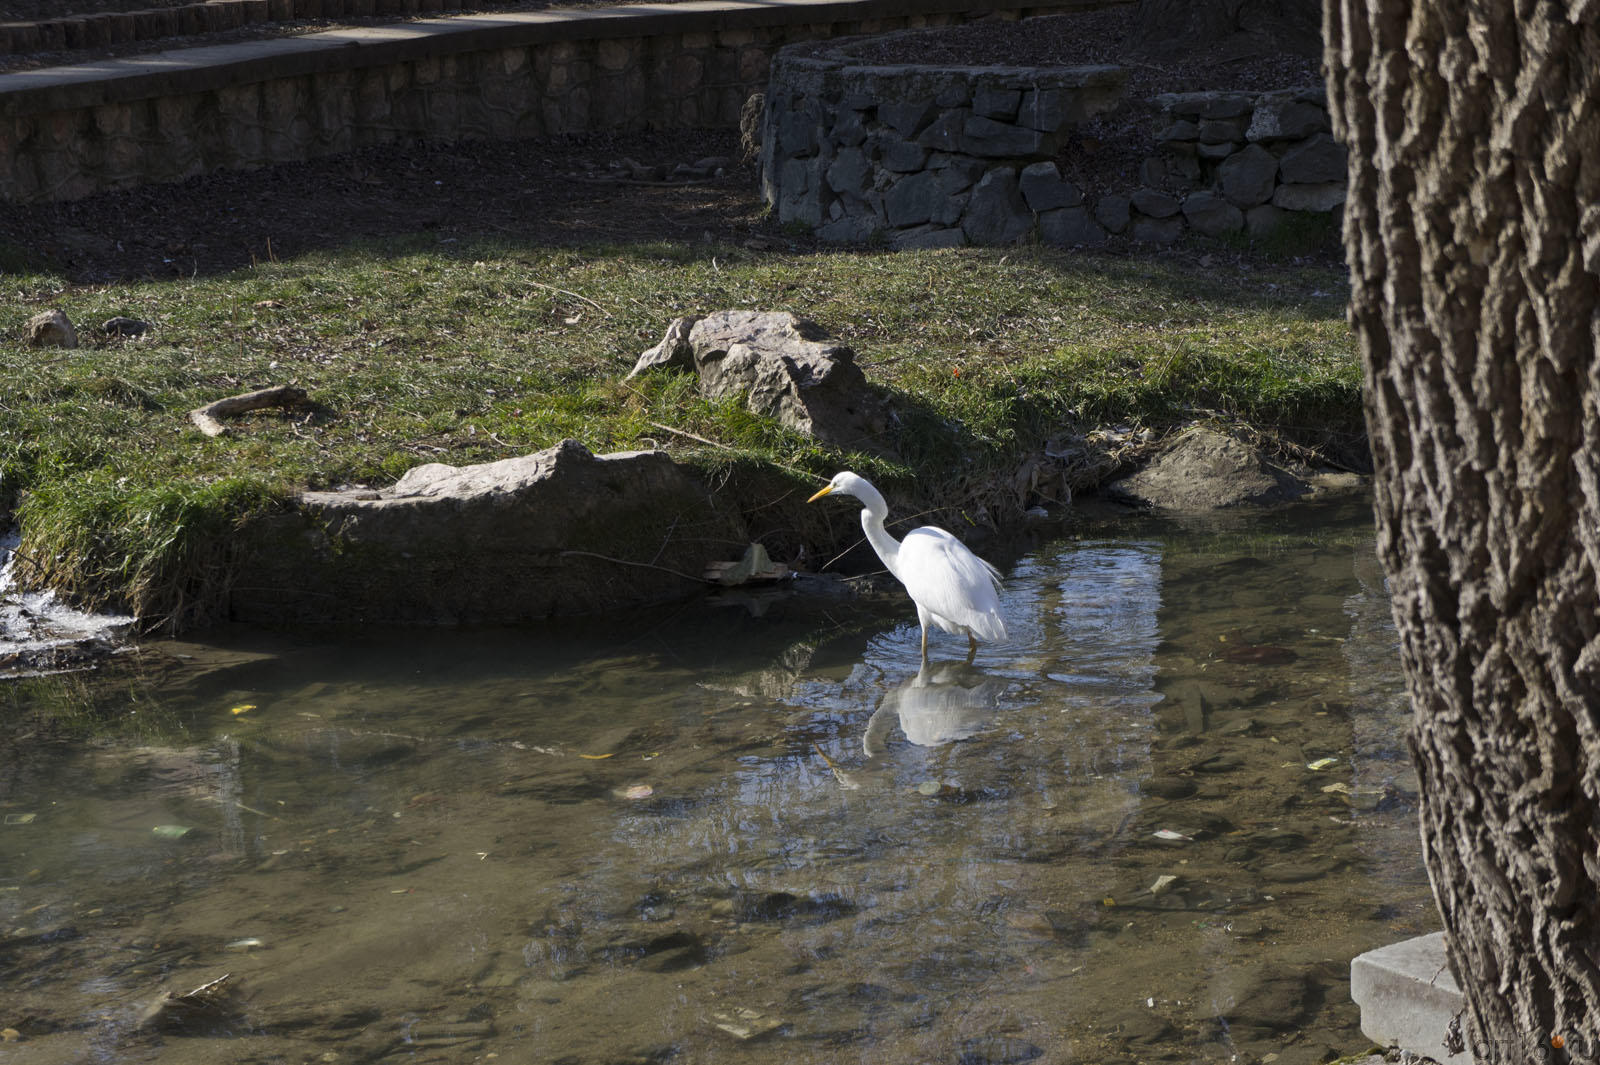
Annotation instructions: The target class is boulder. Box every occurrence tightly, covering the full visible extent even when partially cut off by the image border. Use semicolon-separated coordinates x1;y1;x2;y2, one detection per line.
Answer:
1018;161;1083;212
628;310;891;453
26;309;77;348
962;167;1033;245
1108;427;1310;509
1129;215;1185;244
884;169;943;227
1038;206;1107;246
960;115;1047;158
1181;190;1245;237
867;129;929;172
825;146;870;195
1094;194;1132;234
1218;144;1280;207
1278;132;1348;184
1198;117;1244;145
972;86;1021;120
231;440;751;625
1130;187;1181;219
1246;92;1331;141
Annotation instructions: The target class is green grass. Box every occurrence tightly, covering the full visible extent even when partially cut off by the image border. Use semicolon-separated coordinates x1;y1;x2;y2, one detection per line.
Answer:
0;236;1358;626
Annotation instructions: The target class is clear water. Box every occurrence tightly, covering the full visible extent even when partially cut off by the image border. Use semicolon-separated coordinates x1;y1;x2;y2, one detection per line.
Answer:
0;496;1437;1065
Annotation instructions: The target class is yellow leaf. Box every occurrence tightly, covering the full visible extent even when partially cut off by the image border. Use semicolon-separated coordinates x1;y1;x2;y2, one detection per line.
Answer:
578;752;615;760
230;704;257;716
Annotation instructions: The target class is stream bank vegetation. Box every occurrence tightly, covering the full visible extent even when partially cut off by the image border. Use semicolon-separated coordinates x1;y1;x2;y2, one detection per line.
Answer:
1;236;1359;631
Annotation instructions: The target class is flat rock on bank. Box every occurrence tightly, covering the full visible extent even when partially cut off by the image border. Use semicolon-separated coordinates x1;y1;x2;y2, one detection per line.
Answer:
231;439;749;625
1108;426;1310;509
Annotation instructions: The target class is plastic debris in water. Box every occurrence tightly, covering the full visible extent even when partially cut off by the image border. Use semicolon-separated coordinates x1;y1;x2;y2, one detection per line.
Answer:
578;752;615;760
1149;874;1180;895
619;785;654;800
1306;757;1339;771
225;938;265;951
4;813;36;825
1152;829;1193;841
151;825;192;840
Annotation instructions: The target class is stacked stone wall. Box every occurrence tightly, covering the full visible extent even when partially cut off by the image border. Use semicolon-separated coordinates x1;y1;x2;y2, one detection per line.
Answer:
760;35;1346;248
0;0;1116;204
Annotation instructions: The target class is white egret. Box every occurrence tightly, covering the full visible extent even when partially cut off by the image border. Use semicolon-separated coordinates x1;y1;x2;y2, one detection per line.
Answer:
807;471;1007;664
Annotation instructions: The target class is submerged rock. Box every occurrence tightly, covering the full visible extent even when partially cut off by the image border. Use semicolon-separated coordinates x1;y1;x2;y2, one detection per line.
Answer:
629;310;892;455
231;439;749;625
1107;427;1310;509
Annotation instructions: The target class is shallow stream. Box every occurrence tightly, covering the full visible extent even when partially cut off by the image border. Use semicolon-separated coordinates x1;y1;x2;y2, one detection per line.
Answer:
0;496;1436;1065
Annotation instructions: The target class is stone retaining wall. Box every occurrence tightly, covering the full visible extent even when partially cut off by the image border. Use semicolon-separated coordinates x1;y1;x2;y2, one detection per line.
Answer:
0;0;1118;204
1133;88;1344;242
760;30;1345;248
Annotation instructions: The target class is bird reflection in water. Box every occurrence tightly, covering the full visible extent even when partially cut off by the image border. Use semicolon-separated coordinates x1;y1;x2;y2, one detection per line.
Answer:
862;662;1010;757
810;664;1011;789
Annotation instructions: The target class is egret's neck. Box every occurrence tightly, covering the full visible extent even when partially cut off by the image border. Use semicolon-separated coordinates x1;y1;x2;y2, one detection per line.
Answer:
855;488;901;576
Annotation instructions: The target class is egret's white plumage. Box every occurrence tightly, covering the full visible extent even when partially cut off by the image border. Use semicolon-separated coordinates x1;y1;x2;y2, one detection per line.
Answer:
808;471;1007;663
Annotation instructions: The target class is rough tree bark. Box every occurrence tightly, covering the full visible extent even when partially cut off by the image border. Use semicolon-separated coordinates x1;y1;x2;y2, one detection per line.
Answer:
1324;0;1600;1060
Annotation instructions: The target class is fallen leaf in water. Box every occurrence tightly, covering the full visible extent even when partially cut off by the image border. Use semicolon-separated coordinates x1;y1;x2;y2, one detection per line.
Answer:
4;813;36;825
1322;781;1352;794
1306;757;1339;771
578;752;615;760
151;825;192;840
229;704;256;716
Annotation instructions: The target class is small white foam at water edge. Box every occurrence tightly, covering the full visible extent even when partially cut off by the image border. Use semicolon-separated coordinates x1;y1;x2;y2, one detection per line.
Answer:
1;526;136;657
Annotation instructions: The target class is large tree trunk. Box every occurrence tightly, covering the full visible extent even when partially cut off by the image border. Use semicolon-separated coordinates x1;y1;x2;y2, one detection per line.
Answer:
1324;0;1600;1059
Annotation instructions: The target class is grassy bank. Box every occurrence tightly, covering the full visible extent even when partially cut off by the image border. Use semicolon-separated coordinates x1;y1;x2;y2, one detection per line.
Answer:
1;236;1358;628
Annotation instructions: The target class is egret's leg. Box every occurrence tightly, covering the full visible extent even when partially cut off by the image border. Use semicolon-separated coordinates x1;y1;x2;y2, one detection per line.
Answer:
965;633;977;665
915;604;933;665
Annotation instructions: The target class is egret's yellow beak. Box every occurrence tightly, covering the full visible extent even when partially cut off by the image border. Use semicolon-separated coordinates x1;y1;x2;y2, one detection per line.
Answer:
807;484;835;503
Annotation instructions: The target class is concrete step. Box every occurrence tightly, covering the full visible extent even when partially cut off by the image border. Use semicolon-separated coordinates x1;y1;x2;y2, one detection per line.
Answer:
1350;932;1465;1063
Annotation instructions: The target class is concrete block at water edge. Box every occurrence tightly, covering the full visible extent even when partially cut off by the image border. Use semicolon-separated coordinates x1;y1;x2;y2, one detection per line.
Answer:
1350;933;1468;1063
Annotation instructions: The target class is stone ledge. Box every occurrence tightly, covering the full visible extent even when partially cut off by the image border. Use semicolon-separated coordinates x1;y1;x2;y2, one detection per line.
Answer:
0;0;1115;119
1350;933;1468;1063
0;0;451;58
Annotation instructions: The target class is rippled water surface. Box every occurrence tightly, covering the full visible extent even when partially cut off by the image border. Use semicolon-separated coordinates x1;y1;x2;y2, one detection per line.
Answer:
0;497;1437;1064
